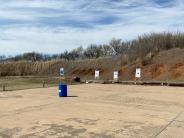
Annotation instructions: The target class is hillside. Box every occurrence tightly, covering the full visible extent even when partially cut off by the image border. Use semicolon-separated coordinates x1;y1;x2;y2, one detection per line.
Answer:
0;48;184;81
0;32;184;81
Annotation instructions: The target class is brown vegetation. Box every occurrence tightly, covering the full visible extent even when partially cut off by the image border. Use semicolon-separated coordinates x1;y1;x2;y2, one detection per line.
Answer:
0;32;184;81
0;48;184;81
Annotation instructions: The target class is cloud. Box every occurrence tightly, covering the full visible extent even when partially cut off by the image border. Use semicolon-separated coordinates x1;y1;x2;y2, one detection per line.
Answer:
0;0;183;55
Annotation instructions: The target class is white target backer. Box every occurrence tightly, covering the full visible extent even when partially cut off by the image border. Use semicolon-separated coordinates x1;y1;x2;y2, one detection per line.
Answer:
113;71;118;80
60;68;64;76
135;68;141;78
95;70;100;79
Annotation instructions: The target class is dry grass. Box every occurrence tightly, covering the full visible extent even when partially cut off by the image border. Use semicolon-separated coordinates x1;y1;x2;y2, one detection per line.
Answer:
0;77;60;91
0;48;184;81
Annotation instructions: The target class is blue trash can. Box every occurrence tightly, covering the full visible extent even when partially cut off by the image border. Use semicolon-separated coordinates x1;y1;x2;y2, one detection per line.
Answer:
59;83;67;97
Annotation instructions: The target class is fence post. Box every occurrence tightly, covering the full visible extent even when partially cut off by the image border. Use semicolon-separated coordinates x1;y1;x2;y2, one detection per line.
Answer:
3;85;5;91
43;81;45;88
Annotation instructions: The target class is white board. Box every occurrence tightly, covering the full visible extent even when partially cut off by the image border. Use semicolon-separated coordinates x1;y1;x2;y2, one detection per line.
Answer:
113;71;118;80
95;70;100;79
135;68;141;78
60;68;64;76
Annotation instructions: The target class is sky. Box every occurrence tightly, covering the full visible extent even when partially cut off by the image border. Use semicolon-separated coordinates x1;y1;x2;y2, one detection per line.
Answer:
0;0;184;55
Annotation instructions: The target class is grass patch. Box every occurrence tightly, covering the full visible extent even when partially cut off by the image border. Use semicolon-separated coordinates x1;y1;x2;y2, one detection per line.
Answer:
0;76;61;91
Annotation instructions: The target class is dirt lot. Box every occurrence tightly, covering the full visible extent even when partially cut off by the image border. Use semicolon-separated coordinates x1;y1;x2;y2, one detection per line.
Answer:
0;84;184;138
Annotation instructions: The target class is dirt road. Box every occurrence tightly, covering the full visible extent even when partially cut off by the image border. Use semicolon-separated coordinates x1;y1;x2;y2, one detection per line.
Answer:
0;84;184;138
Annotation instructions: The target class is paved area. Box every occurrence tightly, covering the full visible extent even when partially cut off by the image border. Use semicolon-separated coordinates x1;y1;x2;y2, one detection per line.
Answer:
0;84;184;138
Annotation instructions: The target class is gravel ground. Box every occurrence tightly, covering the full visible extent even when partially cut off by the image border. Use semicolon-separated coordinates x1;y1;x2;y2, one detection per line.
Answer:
0;84;184;138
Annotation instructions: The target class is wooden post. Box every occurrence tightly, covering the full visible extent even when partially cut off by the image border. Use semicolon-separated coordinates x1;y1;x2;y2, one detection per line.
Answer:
3;85;5;91
134;78;137;85
43;81;45;88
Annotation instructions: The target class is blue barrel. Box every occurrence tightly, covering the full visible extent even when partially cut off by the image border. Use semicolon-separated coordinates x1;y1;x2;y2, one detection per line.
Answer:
59;83;67;97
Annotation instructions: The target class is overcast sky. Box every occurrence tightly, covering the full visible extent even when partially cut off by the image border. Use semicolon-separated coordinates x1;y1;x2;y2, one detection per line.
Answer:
0;0;184;55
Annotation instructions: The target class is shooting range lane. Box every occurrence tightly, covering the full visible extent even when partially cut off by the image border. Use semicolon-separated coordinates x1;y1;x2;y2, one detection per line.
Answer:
0;84;184;137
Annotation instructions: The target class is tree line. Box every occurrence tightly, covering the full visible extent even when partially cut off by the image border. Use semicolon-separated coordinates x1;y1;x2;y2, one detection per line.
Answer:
1;32;184;64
